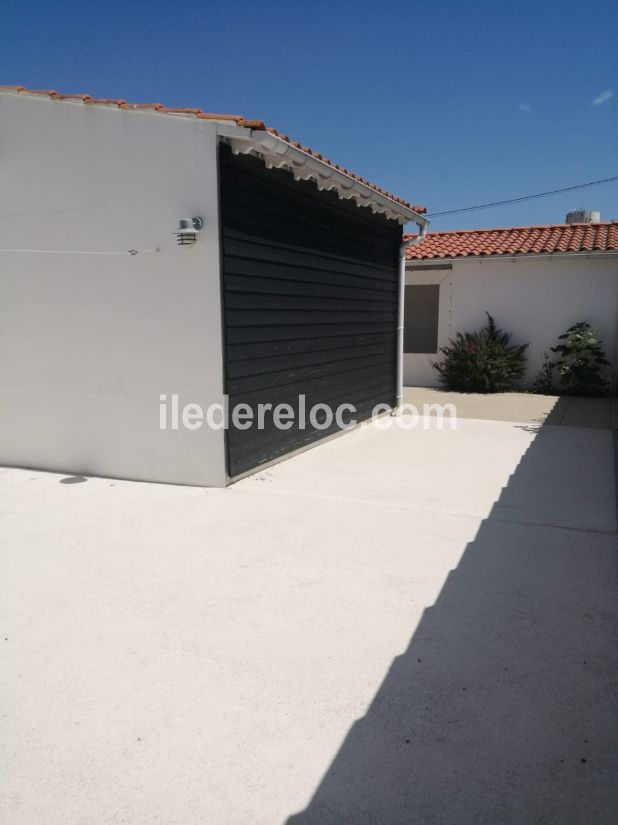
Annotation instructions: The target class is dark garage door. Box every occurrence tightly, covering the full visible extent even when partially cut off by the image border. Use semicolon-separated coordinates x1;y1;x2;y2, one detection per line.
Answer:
219;144;402;478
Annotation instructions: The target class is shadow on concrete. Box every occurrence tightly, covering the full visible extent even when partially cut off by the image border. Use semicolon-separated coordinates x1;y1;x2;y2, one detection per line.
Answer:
59;475;88;484
536;396;570;426
286;422;618;824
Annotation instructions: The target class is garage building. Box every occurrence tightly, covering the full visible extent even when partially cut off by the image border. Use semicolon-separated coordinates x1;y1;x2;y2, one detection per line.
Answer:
0;86;427;486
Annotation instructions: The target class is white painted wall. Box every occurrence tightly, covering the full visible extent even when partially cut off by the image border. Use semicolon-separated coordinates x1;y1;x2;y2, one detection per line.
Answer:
0;92;227;485
404;255;618;390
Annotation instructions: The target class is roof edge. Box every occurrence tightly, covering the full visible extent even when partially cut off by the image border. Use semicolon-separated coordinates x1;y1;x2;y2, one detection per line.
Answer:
404;220;618;239
406;249;618;263
1;84;426;220
219;125;428;226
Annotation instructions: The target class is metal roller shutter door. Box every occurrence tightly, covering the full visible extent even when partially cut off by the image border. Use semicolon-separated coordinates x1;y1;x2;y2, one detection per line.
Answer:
219;144;401;477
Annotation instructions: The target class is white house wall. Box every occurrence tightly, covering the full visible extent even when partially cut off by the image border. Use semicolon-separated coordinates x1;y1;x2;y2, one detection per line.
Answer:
0;93;227;485
404;255;618;389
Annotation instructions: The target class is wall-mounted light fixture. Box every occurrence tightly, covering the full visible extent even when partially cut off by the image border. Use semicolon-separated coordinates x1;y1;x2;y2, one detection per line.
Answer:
176;217;204;246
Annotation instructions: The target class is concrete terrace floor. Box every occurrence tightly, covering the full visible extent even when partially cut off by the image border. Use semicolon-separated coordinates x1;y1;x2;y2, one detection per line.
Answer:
404;385;618;429
1;394;617;825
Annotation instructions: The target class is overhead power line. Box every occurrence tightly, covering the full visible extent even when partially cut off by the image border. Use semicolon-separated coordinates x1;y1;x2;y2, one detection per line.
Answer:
427;175;618;218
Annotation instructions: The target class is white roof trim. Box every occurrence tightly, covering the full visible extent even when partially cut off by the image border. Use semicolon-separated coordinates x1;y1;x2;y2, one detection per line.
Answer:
218;125;427;227
406;250;618;265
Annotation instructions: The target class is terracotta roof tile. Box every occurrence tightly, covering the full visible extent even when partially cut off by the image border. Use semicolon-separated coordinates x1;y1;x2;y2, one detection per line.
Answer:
0;84;425;215
406;222;618;260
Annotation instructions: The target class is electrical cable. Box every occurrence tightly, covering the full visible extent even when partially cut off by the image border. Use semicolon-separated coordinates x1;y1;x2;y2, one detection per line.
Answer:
427;175;618;217
0;247;160;255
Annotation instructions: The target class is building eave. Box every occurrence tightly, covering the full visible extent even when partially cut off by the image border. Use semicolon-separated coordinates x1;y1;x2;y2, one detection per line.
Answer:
406;250;618;266
218;125;429;227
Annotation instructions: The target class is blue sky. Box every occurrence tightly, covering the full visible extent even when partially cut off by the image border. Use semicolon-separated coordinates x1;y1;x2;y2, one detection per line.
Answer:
1;0;616;230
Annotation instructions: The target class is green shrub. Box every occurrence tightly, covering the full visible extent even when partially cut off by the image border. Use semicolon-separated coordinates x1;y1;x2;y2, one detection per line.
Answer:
433;312;528;393
549;322;610;397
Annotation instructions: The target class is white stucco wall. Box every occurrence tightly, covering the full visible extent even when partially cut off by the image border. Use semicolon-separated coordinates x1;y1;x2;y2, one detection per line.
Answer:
0;92;227;485
404;255;618;390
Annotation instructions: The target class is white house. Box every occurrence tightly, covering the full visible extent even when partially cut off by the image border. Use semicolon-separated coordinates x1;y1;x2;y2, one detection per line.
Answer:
0;85;427;486
403;222;618;389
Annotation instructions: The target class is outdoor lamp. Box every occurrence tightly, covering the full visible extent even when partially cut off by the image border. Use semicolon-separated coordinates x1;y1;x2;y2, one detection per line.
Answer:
176;217;203;245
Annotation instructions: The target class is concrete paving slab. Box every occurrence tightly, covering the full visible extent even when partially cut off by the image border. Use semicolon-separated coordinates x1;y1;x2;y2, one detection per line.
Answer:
559;396;613;428
403;386;615;429
1;418;617;825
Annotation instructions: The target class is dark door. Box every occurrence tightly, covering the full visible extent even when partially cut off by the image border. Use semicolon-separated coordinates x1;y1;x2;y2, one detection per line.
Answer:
219;143;401;477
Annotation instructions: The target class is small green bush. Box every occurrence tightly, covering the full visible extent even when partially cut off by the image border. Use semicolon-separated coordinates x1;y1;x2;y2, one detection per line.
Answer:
433;312;528;393
548;322;610;397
